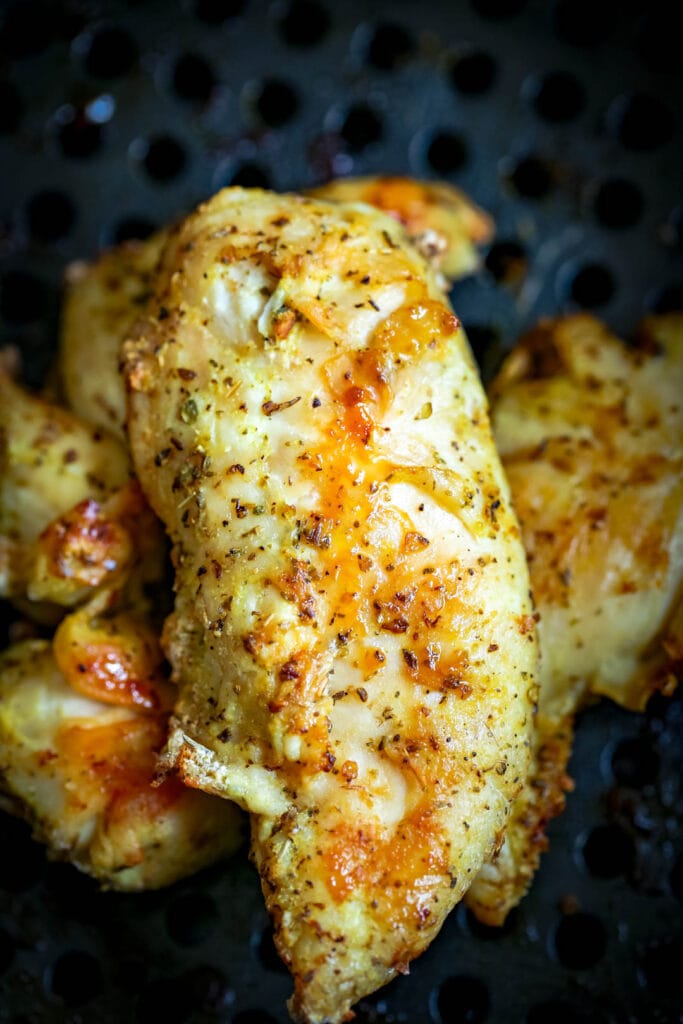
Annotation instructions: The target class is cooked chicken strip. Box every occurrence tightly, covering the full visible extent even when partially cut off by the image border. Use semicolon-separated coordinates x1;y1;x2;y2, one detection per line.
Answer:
0;366;130;611
124;188;537;1023
309;175;493;282
58;179;491;438
0;637;243;890
60;231;168;439
466;312;683;925
0;373;244;889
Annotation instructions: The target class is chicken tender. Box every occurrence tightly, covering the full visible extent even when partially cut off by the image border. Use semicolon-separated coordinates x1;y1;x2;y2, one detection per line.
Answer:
0;637;243;890
124;188;537;1023
309;175;493;281
0;366;130;611
0;372;244;890
60;231;168;439
59;179;491;438
466;312;683;925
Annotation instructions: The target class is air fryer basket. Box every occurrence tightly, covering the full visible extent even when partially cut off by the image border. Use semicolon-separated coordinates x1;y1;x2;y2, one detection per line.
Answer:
1;1;682;1022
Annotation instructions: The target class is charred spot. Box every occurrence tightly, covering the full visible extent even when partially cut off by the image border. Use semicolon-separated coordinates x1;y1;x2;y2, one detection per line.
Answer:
279;659;301;681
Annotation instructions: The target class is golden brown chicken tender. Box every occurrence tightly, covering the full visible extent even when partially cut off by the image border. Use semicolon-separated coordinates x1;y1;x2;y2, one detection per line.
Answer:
124;187;537;1023
58;178;491;439
0;371;244;891
466;312;683;925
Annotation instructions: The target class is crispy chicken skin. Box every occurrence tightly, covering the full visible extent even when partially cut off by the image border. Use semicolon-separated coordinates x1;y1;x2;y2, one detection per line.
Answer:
123;188;537;1022
466;313;683;924
0;638;243;890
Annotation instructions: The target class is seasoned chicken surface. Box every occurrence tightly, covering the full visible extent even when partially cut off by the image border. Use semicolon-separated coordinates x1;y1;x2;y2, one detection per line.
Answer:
466;313;683;924
124;188;537;1022
59;178;491;438
0;367;130;612
60;231;167;439
0;637;243;890
309;175;493;282
0;370;243;889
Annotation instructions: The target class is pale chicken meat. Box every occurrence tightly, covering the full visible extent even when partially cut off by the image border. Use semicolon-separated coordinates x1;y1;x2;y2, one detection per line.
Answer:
465;313;683;925
0;370;243;889
123;188;537;1022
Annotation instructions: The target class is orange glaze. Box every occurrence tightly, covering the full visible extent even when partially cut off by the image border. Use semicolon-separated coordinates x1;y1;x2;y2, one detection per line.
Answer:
38;498;132;587
361;178;435;235
322;804;450;931
54;607;170;712
56;715;181;819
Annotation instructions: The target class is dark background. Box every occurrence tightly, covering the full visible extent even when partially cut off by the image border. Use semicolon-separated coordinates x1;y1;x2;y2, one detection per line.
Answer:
1;1;682;1022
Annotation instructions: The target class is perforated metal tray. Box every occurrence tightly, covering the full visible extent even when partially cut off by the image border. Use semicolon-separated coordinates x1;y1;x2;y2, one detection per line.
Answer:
1;2;682;1022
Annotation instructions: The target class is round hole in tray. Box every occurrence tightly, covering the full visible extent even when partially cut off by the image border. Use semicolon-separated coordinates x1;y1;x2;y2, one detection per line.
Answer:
607;92;675;152
450;50;497;95
426;131;467;174
341;102;383;152
172;53;216;103
194;0;247;22
505;154;554;198
569;262;615;308
0;80;23;134
611;736;660;788
49;950;104;1006
229;161;273;188
581;823;636;879
436;974;490;1024
83;26;138;78
27;189;76;242
529;70;585;123
253;77;299;127
139;135;188;181
593;178;643;229
553;912;607;969
277;0;330;47
365;22;414;70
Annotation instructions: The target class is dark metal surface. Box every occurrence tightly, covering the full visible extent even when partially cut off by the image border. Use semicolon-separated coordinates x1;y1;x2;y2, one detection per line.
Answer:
1;1;682;1022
